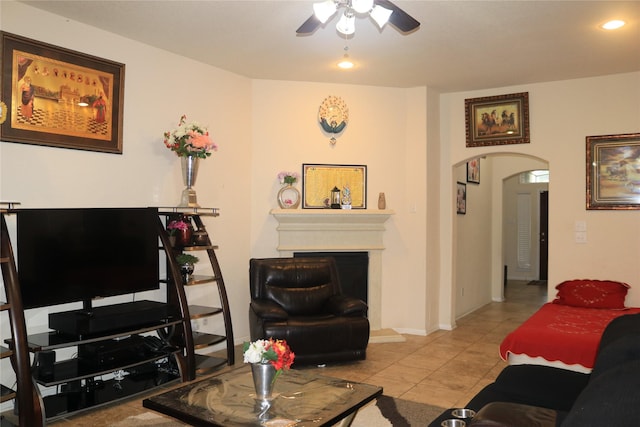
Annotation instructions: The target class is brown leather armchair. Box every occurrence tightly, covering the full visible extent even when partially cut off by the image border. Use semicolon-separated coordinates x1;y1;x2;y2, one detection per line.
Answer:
249;257;370;365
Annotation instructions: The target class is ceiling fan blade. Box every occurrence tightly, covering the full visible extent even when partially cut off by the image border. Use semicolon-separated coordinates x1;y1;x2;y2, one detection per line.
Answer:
296;15;322;34
376;0;420;33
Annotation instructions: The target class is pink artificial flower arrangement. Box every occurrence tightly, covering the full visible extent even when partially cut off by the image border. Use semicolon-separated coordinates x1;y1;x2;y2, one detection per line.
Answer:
164;115;218;159
167;219;190;236
277;171;298;185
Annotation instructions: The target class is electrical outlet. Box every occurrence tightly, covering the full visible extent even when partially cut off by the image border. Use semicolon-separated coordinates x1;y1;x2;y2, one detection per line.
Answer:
202;317;208;326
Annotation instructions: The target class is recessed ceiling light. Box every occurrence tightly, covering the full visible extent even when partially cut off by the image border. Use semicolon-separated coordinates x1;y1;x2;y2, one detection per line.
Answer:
601;20;625;30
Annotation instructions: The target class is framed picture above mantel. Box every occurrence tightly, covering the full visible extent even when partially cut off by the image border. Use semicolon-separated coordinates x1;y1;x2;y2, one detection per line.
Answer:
302;164;367;209
0;31;125;153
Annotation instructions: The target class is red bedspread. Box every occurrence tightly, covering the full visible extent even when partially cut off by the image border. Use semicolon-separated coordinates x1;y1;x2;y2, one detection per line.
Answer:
500;303;640;369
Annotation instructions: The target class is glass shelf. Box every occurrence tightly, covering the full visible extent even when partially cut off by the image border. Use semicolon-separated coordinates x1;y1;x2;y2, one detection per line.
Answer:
42;368;180;421
188;305;223;319
23;319;183;352
0;384;16;403
157;207;220;216
33;348;181;387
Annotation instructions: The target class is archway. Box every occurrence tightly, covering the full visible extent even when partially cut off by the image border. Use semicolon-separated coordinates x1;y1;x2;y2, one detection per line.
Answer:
451;153;549;320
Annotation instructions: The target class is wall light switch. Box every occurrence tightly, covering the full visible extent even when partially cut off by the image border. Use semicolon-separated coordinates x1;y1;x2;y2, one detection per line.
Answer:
575;220;587;232
575;231;587;243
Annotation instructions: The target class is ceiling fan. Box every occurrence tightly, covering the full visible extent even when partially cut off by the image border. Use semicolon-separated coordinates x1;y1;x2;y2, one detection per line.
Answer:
296;0;420;35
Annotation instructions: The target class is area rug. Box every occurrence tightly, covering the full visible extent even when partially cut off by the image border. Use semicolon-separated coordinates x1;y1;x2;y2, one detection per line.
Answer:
352;395;446;426
111;396;446;426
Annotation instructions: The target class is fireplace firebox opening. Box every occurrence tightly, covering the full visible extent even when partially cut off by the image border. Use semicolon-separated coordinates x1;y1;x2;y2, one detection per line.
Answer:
293;252;368;303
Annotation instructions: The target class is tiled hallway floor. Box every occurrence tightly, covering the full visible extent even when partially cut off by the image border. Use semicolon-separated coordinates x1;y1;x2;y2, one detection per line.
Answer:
18;281;548;426
308;280;546;409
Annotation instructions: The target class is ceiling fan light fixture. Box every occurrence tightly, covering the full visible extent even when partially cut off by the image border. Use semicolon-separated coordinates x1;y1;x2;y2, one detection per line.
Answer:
352;0;374;14
336;12;356;35
370;5;393;28
337;54;354;69
601;19;625;30
313;0;338;24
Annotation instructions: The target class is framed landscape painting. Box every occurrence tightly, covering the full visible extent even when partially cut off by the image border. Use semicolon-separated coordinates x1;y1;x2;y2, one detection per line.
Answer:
0;32;125;153
586;133;640;210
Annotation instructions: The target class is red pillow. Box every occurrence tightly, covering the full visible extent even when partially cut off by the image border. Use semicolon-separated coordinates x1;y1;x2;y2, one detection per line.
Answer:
553;279;630;309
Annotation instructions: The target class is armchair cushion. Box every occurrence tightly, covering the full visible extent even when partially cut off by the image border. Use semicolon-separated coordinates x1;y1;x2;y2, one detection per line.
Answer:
250;299;288;321
325;294;368;316
265;283;334;315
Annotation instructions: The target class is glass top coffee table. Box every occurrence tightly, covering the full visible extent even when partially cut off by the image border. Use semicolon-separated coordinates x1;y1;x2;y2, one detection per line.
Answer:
143;366;382;427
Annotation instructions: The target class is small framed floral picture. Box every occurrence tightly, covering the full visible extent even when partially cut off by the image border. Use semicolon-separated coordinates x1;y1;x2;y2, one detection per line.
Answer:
467;158;480;184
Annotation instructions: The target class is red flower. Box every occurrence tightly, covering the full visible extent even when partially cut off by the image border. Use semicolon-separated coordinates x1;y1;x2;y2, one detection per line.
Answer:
268;339;295;371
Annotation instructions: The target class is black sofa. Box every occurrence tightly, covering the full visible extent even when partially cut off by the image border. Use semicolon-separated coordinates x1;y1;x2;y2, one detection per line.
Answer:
429;312;640;427
248;257;370;365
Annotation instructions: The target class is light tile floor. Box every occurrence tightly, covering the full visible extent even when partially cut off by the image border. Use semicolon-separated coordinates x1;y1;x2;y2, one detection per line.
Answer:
20;280;547;426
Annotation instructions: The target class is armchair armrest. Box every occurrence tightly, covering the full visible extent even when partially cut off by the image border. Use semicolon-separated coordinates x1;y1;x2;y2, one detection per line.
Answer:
469;402;558;427
325;295;368;316
250;299;288;320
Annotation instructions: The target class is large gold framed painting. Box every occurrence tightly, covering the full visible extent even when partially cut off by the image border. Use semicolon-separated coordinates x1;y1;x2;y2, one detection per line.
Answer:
586;133;640;210
0;32;125;153
302;164;367;209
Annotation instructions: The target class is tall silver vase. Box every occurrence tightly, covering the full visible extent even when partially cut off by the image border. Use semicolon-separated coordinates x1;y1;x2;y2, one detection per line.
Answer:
179;155;200;207
251;362;276;400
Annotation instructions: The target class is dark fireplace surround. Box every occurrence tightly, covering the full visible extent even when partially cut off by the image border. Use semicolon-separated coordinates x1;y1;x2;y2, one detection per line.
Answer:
294;252;368;303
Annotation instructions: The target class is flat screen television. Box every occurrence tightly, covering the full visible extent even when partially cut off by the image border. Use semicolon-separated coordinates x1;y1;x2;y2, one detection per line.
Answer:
17;207;160;309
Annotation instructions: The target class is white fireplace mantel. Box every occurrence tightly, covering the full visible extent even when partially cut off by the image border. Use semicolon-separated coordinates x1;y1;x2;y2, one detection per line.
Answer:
270;209;394;331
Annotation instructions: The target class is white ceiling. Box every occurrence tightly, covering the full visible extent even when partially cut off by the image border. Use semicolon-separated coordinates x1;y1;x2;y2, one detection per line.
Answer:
19;0;640;92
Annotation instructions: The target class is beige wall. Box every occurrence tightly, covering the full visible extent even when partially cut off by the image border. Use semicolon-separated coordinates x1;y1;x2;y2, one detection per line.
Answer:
0;2;254;352
441;74;640;327
453;157;493;317
249;81;431;334
1;2;639;370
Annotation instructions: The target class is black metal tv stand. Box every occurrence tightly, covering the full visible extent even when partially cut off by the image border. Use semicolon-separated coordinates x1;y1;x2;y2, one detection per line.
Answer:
0;205;204;425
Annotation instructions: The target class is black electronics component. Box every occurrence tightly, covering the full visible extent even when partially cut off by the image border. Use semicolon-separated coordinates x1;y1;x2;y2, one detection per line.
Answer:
77;335;147;368
48;300;169;337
